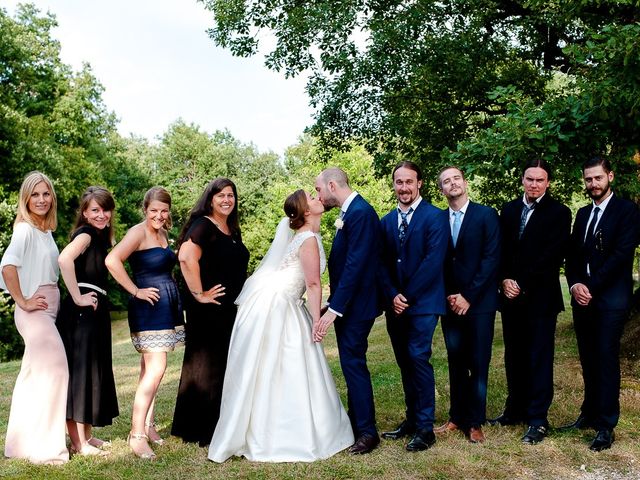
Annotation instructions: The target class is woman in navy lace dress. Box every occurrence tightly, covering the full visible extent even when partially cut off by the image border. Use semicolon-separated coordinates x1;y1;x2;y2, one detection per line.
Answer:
106;187;183;459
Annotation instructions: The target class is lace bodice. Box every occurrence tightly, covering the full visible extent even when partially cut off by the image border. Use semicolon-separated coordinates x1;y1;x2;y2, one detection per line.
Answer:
275;231;325;299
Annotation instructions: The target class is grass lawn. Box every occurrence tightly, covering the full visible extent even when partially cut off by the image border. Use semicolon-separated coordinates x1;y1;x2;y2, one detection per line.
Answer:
1;284;639;479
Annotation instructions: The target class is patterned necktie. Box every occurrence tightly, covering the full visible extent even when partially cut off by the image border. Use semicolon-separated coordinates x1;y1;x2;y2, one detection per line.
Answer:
585;206;600;245
398;207;413;245
518;202;536;239
451;210;462;247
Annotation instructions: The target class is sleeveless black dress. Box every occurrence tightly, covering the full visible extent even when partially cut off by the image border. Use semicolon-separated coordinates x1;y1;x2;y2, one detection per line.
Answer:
171;217;249;446
56;225;119;426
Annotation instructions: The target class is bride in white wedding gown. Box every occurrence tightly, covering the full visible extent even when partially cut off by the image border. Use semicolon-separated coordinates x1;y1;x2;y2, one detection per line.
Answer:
208;190;354;463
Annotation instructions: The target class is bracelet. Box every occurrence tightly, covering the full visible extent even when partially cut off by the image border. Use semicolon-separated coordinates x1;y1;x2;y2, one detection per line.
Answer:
133;287;139;298
190;290;203;296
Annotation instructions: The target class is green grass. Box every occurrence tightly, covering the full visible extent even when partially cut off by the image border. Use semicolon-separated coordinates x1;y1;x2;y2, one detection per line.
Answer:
1;286;640;479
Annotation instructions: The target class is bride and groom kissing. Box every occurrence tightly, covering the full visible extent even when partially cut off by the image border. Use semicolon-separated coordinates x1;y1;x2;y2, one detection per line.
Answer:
208;167;381;462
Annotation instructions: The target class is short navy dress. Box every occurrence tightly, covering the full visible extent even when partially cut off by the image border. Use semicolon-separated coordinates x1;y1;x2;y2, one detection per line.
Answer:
128;247;184;352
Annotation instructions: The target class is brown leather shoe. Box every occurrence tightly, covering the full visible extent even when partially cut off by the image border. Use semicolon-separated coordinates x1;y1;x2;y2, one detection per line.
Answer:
468;426;485;443
348;433;380;455
434;421;459;434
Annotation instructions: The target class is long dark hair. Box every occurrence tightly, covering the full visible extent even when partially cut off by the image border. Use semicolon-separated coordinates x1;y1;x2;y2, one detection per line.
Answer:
71;186;116;245
177;178;241;246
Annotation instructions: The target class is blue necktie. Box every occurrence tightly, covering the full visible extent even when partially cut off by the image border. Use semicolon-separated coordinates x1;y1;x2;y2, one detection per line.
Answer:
398;207;413;245
451;210;462;247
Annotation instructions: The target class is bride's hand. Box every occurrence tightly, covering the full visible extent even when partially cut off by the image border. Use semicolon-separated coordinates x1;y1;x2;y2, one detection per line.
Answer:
313;311;336;342
196;284;226;304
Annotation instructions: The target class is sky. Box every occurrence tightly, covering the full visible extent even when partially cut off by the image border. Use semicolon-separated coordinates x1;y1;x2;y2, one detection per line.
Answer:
4;0;314;156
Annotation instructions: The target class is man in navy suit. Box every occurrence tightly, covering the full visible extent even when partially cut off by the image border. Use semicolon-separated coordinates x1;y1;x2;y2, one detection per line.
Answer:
491;159;571;445
313;167;383;454
378;161;449;451
564;156;640;451
435;166;500;443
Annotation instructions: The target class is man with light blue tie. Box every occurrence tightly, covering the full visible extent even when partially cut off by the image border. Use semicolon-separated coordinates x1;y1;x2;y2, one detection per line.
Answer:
379;161;449;452
435;166;500;443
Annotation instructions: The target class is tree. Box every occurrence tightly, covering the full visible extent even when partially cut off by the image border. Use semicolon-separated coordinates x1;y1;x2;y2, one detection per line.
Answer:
200;1;640;190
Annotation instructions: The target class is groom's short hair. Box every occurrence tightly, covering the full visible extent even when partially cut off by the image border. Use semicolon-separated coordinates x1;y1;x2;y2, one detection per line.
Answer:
321;167;349;187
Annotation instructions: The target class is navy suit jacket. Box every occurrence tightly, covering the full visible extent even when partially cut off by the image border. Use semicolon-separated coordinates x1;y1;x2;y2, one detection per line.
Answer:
327;194;382;320
500;194;571;314
379;200;449;316
443;202;501;315
566;194;640;311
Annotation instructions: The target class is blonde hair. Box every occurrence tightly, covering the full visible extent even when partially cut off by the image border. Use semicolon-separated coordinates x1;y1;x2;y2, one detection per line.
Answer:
15;171;57;231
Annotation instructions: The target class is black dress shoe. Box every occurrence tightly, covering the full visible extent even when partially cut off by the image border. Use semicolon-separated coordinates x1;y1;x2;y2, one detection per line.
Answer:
348;433;380;455
381;421;415;440
406;429;436;452
589;430;614;452
521;425;548;445
558;414;592;431
489;413;523;426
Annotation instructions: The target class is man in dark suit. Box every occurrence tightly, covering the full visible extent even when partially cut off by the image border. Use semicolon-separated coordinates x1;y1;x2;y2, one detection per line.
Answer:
491;159;571;445
435;166;500;443
564;156;640;451
313;167;383;454
378;161;449;451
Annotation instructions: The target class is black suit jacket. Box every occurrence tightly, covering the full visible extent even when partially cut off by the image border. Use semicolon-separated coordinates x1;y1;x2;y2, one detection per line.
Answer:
444;202;501;315
566;194;640;311
500;194;571;314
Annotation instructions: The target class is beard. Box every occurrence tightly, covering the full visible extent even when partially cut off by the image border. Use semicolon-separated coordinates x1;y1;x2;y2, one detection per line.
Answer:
321;194;340;211
587;182;611;201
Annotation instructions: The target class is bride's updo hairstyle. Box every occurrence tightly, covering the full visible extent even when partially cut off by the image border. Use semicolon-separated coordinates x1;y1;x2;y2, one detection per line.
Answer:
284;189;307;230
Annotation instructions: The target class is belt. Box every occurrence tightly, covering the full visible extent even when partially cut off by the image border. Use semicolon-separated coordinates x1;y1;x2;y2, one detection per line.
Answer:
77;282;107;296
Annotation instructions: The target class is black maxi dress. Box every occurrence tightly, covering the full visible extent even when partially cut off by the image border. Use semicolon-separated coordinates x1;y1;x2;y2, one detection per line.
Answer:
56;225;119;426
171;217;249;446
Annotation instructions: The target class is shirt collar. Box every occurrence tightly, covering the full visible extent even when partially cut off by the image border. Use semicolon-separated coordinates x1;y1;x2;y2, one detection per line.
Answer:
522;192;545;207
398;196;422;213
592;191;614;212
449;199;469;217
341;191;359;214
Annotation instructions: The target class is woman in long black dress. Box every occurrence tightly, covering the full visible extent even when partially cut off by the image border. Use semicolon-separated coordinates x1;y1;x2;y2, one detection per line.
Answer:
171;178;249;446
57;186;119;456
105;187;183;459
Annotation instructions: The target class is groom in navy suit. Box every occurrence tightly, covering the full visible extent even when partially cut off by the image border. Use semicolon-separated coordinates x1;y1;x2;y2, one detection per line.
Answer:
378;161;449;451
564;156;640;451
314;167;383;454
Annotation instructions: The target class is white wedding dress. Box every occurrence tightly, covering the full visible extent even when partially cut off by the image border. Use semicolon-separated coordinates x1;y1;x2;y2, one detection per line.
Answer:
208;222;354;463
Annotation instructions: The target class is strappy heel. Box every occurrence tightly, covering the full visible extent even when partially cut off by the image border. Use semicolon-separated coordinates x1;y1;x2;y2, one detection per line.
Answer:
145;421;164;445
127;432;156;459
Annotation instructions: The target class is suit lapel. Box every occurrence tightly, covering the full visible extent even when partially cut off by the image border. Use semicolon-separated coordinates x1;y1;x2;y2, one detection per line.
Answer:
455;202;474;248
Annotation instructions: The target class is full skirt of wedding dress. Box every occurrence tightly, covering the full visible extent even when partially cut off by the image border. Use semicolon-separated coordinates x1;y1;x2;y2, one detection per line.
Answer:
208;285;354;463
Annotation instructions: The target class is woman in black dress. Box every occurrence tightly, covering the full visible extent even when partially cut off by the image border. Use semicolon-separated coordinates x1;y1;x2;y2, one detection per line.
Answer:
171;178;249;446
57;186;119;456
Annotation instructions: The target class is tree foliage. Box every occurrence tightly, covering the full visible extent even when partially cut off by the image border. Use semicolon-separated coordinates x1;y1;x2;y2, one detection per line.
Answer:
201;0;640;203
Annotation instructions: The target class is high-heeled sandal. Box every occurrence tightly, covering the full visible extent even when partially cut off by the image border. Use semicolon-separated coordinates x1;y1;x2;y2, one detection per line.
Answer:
145;422;164;445
127;432;156;459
